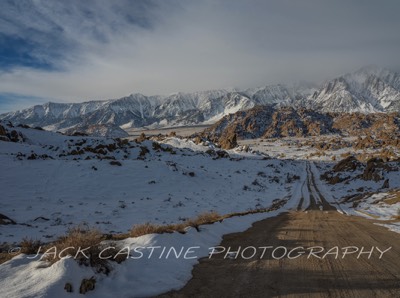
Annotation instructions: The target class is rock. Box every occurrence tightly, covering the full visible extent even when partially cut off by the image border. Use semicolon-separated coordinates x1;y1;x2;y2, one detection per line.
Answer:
333;156;360;172
64;124;128;138
109;161;122;166
0;124;7;136
361;158;384;181
139;146;149;158
136;132;147;143
64;283;73;293
0;213;16;225
1;128;26;143
79;277;96;294
215;150;230;159
193;136;202;145
9;130;18;141
382;178;390;189
219;132;237;150
328;175;342;184
27;153;37;160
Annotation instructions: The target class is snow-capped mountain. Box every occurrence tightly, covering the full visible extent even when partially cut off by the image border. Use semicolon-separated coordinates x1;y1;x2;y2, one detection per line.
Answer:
1;66;400;132
309;66;400;113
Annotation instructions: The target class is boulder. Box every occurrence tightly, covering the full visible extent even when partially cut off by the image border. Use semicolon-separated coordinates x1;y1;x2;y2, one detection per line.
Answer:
79;277;96;294
361;158;385;181
0;213;16;225
219;132;237;150
0;124;7;136
333;156;361;172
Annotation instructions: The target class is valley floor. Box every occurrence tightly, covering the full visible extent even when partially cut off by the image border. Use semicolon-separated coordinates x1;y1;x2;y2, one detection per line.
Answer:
0;124;399;297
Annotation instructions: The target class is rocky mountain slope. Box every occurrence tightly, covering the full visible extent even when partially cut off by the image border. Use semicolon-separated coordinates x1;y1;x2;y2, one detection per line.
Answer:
308;66;400;113
201;105;400;147
1;66;400;132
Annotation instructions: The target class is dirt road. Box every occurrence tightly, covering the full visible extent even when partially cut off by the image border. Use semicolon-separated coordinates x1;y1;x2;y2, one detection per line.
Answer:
158;163;400;297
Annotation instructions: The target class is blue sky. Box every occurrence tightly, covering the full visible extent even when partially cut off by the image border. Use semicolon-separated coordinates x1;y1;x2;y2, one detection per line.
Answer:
1;0;400;113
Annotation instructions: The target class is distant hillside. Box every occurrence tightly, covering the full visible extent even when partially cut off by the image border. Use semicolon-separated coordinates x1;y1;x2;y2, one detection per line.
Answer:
200;105;400;147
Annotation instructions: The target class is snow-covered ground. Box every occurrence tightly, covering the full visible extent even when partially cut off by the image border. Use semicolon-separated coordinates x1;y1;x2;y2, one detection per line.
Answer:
0;127;303;244
312;160;400;222
241;137;400;225
0;211;282;298
1;124;399;298
239;136;400;162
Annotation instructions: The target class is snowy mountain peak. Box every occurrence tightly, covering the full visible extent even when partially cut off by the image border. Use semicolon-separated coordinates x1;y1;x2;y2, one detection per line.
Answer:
2;66;400;132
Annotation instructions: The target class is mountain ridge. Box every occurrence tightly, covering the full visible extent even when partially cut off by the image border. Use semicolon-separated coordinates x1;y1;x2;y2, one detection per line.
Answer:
2;66;400;132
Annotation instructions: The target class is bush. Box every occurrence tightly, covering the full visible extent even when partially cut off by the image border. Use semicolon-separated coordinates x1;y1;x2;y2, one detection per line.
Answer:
185;211;222;231
139;146;149;157
129;212;222;237
47;226;123;274
130;222;186;237
20;238;42;255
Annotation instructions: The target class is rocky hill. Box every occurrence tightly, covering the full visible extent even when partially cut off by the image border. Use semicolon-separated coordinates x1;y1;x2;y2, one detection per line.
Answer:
200;105;400;148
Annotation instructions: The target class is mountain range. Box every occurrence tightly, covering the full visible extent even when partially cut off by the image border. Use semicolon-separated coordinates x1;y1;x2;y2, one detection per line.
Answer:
1;66;400;135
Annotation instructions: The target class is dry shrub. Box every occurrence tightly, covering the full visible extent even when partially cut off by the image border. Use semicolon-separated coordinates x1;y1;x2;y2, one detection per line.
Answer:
163;223;187;234
48;226;124;274
130;222;185;237
129;212;222;237
384;190;400;205
394;209;400;220
130;223;163;237
0;251;14;264
185;211;222;231
20;238;42;255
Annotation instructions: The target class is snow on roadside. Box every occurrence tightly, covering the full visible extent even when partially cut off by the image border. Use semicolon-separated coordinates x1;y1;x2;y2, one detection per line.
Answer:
0;211;281;298
353;193;400;221
375;222;400;234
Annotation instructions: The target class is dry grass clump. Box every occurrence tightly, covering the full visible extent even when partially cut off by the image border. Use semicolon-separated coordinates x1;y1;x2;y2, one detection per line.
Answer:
185;211;222;231
128;205;291;238
384;190;400;205
0;253;13;265
129;211;222;236
130;223;167;237
20;238;42;255
47;226;125;274
130;222;186;237
0;238;43;265
394;208;400;220
190;211;222;224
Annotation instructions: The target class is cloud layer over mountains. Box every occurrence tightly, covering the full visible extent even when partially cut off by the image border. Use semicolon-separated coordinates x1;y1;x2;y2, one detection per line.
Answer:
1;0;400;113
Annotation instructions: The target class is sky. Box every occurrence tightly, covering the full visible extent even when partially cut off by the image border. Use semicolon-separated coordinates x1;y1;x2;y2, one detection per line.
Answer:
1;0;400;113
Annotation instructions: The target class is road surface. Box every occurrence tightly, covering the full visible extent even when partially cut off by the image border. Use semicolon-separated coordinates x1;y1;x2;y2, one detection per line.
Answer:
158;162;400;297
